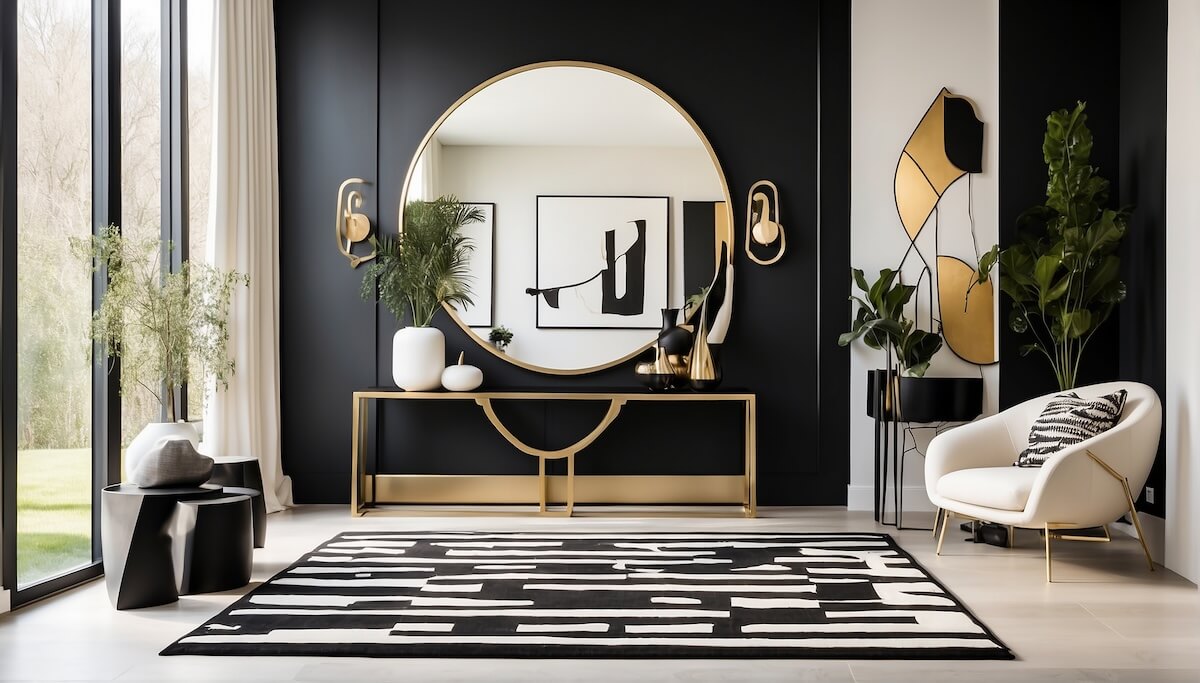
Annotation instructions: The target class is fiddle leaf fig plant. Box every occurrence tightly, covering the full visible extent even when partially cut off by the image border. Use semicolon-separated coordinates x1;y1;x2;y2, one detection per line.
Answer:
839;268;942;377
973;101;1129;390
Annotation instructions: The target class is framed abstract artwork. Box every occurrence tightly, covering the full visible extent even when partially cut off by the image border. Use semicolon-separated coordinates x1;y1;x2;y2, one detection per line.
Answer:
530;195;669;329
450;202;495;327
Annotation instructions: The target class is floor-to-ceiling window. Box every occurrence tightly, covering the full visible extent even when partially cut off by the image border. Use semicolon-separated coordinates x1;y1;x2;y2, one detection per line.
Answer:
13;0;94;590
2;0;210;606
117;0;163;447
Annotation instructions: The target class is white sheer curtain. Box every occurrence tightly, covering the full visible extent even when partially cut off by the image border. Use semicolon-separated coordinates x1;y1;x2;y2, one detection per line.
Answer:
203;0;291;512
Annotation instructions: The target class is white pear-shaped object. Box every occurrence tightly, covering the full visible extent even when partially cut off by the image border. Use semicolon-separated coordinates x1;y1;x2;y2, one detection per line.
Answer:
392;326;445;391
441;352;483;392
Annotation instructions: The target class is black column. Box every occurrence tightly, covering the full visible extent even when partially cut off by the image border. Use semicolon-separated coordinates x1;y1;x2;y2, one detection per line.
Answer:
161;0;189;420
1;0;19;599
92;0;124;560
1118;0;1168;517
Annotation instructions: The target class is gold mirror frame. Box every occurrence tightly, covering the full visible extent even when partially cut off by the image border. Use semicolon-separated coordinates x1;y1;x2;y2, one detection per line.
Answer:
399;60;735;376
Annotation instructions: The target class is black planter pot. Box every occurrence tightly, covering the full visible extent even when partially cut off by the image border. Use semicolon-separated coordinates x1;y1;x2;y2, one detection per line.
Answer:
866;370;983;423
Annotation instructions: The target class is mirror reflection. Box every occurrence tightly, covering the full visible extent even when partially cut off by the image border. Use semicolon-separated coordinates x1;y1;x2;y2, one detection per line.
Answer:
403;63;731;373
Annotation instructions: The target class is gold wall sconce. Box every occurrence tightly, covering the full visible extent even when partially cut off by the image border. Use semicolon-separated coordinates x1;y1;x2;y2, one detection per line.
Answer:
336;177;375;268
744;180;785;265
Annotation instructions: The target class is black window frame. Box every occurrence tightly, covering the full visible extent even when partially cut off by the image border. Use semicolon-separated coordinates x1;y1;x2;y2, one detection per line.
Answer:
1;0;195;608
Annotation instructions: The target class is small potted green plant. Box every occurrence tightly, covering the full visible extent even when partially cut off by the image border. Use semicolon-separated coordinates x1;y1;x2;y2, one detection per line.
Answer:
361;196;482;390
72;225;249;477
839;268;946;420
488;325;513;353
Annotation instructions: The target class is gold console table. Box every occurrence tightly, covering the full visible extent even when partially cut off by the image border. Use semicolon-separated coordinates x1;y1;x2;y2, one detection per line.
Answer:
350;389;756;517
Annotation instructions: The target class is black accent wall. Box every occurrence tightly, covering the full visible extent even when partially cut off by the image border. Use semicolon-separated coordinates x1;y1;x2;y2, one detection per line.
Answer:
1118;0;1167;517
999;0;1167;515
998;0;1123;407
276;0;852;504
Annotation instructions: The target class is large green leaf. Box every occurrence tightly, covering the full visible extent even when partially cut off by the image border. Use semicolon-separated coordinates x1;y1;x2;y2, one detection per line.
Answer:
1066;309;1092;339
852;268;869;293
1034;254;1063;307
1083;254;1120;301
868;268;898;309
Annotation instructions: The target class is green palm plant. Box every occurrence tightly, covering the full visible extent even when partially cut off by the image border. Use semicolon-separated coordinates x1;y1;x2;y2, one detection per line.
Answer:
360;196;483;327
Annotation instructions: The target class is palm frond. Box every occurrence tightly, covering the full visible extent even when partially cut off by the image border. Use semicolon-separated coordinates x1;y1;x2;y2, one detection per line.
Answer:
361;195;482;327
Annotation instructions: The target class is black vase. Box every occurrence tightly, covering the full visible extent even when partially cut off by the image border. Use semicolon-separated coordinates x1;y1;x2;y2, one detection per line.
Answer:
657;308;693;356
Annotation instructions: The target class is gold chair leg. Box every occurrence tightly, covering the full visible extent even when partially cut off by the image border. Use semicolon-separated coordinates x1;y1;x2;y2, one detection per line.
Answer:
1123;483;1156;572
1008;525;1015;548
937;510;951;555
1045;524;1053;583
1086;451;1155;573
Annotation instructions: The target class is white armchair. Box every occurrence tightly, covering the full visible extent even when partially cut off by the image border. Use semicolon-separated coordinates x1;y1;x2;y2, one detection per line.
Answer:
924;381;1162;581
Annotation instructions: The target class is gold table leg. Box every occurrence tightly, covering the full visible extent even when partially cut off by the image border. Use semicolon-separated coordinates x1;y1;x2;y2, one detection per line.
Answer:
745;396;757;518
538;457;547;514
350;394;363;517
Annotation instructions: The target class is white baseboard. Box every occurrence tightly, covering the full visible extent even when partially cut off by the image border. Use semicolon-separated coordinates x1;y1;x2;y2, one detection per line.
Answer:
847;485;934;513
1;588;10;613
1112;511;1165;565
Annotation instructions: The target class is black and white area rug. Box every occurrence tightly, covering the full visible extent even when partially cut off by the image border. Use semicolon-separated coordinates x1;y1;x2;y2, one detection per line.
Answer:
162;531;1012;659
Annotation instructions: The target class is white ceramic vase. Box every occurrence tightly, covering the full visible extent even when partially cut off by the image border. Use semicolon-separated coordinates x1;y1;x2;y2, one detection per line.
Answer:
392;326;446;391
124;421;199;480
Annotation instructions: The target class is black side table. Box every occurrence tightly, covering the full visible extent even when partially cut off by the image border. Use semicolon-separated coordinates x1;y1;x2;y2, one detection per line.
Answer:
101;484;255;610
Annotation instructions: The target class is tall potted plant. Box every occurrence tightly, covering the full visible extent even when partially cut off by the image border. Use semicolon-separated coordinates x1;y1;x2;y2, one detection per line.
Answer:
73;226;249;474
973;101;1128;390
361;196;482;390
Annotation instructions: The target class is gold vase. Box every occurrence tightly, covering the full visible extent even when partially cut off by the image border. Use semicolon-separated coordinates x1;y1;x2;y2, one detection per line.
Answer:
688;307;721;390
635;347;676;391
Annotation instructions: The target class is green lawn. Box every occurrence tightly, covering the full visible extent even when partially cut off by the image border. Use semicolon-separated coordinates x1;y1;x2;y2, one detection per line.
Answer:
16;448;92;586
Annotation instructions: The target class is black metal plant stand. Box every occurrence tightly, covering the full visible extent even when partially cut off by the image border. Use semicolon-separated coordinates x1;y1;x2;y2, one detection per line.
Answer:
870;364;984;530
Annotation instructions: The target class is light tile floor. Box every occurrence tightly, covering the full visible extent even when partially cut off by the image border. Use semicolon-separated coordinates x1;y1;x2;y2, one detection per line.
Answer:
1;506;1198;682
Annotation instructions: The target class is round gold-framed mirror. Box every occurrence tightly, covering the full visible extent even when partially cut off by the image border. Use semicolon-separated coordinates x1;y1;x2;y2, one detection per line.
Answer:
399;60;734;375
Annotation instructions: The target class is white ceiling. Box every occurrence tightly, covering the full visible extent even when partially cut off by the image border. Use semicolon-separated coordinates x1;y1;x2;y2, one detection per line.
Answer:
433;66;703;148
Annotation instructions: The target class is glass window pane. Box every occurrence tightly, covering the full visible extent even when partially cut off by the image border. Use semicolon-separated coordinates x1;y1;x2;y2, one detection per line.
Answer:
15;0;94;587
120;0;162;448
187;0;214;424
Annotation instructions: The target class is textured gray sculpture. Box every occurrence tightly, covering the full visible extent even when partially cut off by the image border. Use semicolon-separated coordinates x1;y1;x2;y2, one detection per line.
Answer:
130;438;214;488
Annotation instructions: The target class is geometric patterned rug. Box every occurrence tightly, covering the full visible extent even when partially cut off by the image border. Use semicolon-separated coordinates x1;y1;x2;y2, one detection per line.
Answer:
161;531;1013;659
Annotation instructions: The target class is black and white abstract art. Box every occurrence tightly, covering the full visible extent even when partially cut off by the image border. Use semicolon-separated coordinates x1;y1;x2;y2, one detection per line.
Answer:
450;202;495;328
529;195;668;329
162;531;1012;659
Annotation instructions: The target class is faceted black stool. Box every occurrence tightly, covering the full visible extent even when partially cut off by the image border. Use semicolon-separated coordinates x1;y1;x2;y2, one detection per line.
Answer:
207;456;267;548
172;494;253;595
100;484;223;610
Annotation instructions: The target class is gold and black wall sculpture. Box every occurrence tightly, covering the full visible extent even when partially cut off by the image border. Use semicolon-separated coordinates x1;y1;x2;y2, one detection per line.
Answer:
893;88;996;365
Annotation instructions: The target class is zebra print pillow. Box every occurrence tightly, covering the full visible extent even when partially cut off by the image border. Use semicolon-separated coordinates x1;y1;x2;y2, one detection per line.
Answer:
1015;389;1128;467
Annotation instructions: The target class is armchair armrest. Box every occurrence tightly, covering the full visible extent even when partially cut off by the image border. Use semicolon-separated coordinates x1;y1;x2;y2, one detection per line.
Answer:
925;412;1020;501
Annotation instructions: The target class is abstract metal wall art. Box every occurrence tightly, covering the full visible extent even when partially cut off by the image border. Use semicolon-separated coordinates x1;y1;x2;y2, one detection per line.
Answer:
893;88;995;365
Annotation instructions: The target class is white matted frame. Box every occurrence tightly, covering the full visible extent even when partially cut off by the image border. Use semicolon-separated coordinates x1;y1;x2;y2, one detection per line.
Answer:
533;195;669;329
451;202;495;327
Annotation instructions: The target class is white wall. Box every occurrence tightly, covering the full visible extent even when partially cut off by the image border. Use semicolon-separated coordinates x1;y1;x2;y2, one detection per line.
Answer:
1165;0;1200;583
439;144;722;370
849;0;1000;511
